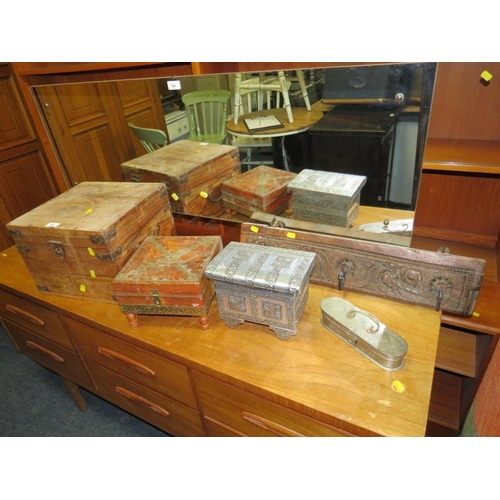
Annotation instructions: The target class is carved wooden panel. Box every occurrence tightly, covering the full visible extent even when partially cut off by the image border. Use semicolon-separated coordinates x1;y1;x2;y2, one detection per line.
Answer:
240;223;485;317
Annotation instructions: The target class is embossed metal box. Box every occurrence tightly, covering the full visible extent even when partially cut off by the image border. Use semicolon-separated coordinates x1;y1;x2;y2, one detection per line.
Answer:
121;140;241;216
112;236;223;329
287;169;367;227
220;165;296;217
204;241;316;339
6;182;175;303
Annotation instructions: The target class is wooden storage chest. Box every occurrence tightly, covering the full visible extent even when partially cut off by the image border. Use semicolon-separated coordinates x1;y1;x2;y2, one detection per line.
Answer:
121;139;241;216
204;241;316;339
287;169;367;227
6;182;175;303
221;165;296;217
112;235;223;329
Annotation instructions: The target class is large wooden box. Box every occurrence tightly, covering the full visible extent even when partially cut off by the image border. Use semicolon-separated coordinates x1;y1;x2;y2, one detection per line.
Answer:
121;140;241;216
112;236;223;330
220;165;296;217
204;241;316;339
6;182;175;303
287;169;367;227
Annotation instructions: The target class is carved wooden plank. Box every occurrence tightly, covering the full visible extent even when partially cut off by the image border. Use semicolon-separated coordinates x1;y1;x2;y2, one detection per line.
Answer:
240;223;485;317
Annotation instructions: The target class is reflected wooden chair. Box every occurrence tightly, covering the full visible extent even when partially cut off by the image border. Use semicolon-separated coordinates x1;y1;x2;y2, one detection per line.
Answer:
128;123;168;153
233;71;311;125
181;90;230;144
230;74;292;169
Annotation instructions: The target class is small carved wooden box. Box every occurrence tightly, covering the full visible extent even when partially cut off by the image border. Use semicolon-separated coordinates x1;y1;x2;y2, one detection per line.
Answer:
287;169;367;227
204;241;316;339
221;165;296;217
112;235;223;329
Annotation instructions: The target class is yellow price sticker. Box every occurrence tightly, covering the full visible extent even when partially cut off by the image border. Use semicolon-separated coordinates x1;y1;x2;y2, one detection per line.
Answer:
392;380;405;393
88;247;95;256
85;208;93;215
250;225;259;233
80;284;86;293
171;193;179;201
200;191;208;199
90;270;96;278
481;70;493;82
286;232;296;239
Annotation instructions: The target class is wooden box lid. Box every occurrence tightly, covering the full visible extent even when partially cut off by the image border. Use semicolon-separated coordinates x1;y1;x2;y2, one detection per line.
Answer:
221;165;296;210
112;236;223;296
6;182;170;252
121;140;240;195
204;241;316;294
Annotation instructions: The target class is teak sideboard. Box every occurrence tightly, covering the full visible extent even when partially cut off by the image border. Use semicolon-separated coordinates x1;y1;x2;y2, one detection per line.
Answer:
0;246;441;437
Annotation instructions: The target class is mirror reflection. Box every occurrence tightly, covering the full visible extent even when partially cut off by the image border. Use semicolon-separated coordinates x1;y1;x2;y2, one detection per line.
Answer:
34;62;437;247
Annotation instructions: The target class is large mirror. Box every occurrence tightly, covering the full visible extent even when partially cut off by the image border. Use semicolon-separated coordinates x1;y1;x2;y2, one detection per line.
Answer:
33;62;437;247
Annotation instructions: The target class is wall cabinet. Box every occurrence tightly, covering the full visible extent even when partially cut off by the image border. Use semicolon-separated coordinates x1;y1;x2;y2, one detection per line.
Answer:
0;64;57;251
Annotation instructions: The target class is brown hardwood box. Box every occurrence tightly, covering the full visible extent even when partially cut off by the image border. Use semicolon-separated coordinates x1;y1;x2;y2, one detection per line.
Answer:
121;140;241;216
220;165;296;217
287;169;367;227
112;235;223;329
204;241;316;339
6;182;175;303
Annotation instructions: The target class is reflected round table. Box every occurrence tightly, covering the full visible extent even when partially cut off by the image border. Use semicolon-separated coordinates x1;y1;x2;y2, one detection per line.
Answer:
226;107;323;171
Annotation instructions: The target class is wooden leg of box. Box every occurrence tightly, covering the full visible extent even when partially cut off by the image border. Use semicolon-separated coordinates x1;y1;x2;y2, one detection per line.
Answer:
61;376;88;412
126;313;138;326
199;315;210;330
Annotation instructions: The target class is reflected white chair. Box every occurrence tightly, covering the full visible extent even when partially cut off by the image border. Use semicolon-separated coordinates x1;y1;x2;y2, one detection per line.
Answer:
230;74;291;169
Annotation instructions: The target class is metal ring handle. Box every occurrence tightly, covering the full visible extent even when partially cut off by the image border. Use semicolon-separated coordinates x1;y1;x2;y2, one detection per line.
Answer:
346;309;380;334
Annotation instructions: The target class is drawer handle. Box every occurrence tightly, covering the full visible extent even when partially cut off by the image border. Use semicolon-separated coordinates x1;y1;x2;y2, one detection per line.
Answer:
5;304;45;326
241;411;304;437
26;340;64;363
115;386;170;418
97;347;156;377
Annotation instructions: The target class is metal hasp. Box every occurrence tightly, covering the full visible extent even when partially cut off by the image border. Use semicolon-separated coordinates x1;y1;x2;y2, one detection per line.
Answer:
320;297;408;371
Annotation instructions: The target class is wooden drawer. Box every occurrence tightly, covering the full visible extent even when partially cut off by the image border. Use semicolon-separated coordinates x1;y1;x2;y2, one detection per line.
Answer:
86;360;205;436
192;371;351;437
0;288;73;350
64;317;198;410
3;318;95;389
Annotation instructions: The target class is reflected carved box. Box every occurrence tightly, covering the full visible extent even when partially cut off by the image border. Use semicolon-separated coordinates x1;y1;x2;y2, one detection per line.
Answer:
121;140;241;216
287;169;367;227
6;182;175;303
220;165;296;217
112;235;223;329
204;241;316;339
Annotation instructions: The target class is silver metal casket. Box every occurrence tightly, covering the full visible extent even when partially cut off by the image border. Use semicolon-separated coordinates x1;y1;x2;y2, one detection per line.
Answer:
205;241;316;339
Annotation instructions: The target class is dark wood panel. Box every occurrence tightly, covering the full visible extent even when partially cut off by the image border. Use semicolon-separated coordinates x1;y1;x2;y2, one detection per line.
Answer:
428;62;500;141
0;75;35;150
413;171;500;246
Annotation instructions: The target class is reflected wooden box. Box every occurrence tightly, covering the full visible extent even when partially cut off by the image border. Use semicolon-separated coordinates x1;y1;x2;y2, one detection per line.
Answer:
220;165;296;217
287;169;367;227
6;182;175;303
204;241;316;339
112;235;223;329
121;140;241;216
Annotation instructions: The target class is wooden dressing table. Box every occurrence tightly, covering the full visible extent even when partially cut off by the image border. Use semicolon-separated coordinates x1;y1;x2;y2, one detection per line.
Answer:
0;246;441;437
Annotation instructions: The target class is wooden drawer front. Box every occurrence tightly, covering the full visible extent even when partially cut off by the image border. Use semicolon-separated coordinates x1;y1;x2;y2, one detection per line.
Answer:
192;371;351;437
64;317;198;410
0;289;73;349
3;319;95;389
87;360;205;437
